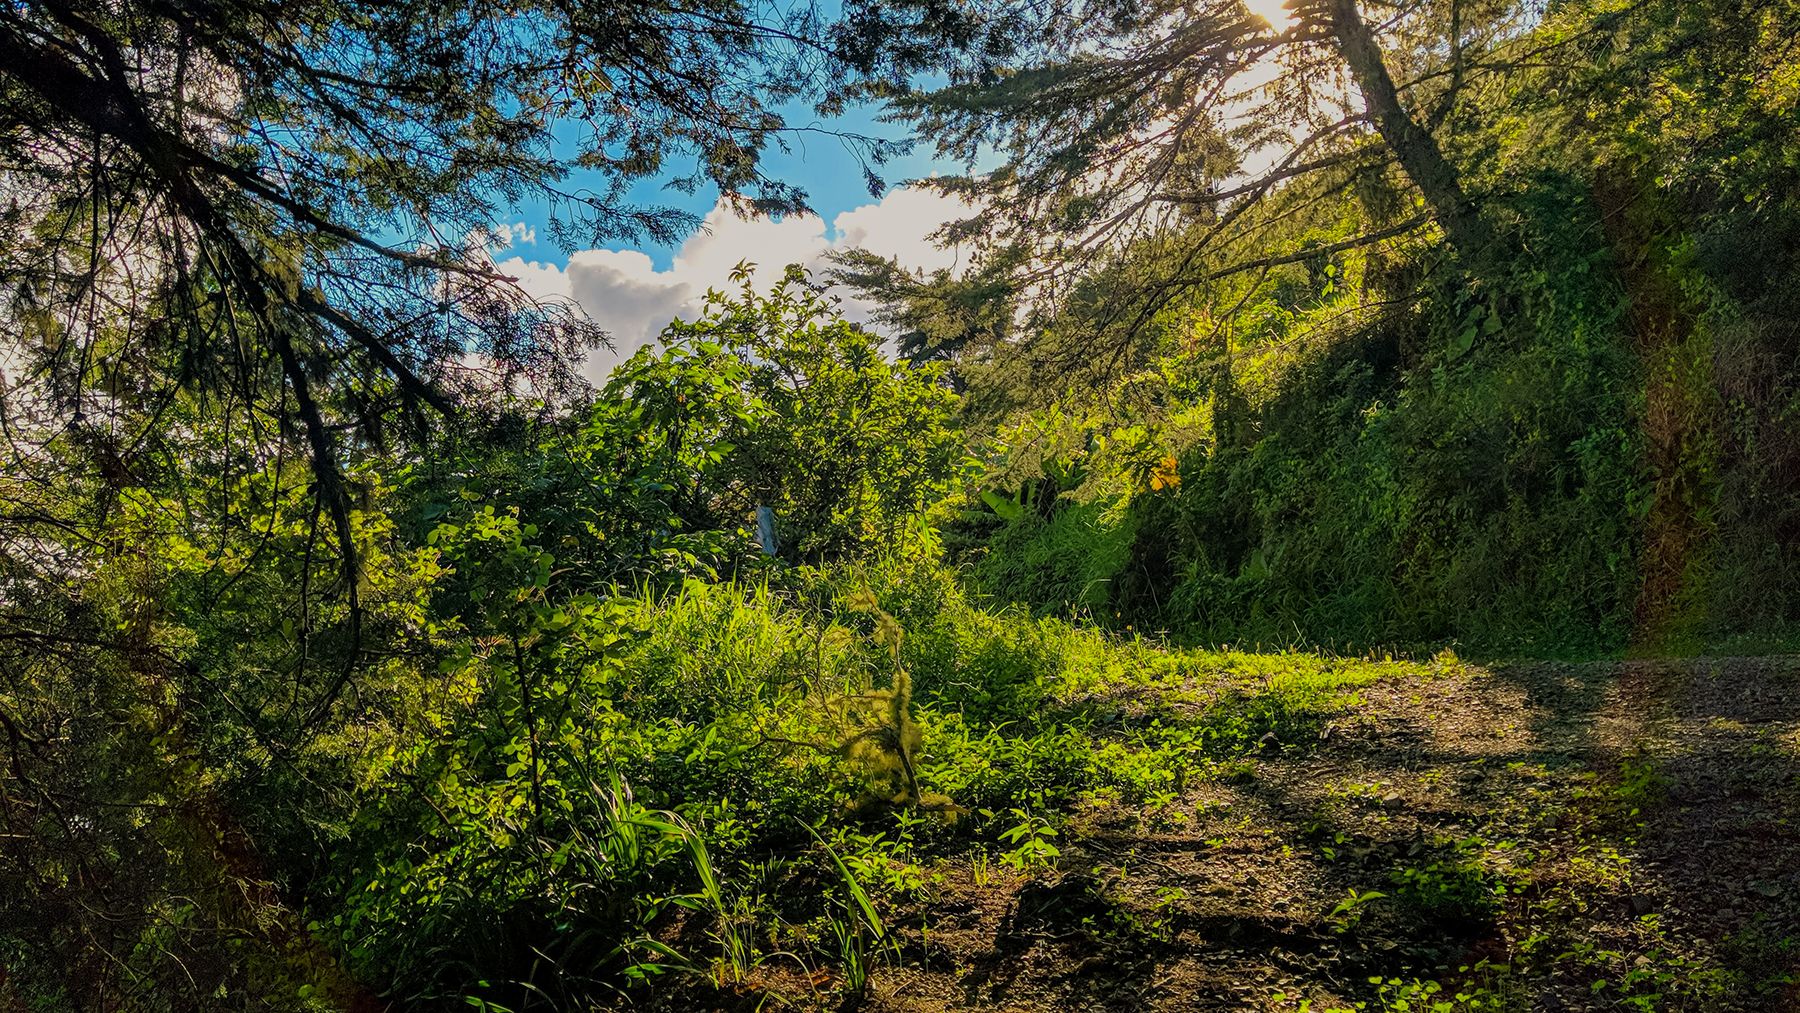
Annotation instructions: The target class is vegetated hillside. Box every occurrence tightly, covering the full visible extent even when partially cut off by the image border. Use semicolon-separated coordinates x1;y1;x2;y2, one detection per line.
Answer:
942;2;1800;658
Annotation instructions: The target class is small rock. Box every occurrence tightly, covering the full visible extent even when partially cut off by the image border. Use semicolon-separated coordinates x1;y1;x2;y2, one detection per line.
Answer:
1381;791;1405;808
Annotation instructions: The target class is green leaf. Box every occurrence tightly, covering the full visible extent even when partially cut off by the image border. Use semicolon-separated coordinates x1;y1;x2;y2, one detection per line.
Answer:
1449;324;1477;360
981;489;1026;522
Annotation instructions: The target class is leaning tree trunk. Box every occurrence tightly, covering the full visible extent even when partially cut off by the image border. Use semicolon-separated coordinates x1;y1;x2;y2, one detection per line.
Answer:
1323;0;1496;265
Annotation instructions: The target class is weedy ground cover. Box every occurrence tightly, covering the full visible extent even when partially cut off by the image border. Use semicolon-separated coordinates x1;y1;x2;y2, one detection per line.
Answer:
333;558;1800;1012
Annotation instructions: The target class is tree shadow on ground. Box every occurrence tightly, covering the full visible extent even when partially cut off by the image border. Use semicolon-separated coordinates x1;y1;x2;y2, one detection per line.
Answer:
927;657;1800;1012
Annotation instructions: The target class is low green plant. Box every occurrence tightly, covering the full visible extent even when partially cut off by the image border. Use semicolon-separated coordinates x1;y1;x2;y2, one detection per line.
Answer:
1390;837;1505;923
995;808;1062;872
1325;887;1388;934
971;850;996;889
666;813;764;988
807;824;893;996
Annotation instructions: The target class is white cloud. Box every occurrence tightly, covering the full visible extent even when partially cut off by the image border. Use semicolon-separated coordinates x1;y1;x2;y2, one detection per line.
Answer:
495;186;972;381
478;221;538;253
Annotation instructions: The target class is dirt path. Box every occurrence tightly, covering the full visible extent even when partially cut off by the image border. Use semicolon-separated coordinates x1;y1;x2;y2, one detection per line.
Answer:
865;657;1800;1012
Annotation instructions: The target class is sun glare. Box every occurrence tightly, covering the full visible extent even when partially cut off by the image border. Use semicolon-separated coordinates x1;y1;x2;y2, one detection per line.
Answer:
1242;0;1294;27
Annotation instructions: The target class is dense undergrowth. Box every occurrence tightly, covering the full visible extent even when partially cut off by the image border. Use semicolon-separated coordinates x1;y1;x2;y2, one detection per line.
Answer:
302;549;1411;1009
955;96;1800;658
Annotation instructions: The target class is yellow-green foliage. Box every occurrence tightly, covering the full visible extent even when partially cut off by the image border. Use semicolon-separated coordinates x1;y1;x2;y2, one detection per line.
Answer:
834;587;956;812
952;1;1800;657
307;551;1424;1006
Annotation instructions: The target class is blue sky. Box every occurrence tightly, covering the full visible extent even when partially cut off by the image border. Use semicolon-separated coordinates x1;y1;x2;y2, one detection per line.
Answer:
494;95;977;379
509;96;955;273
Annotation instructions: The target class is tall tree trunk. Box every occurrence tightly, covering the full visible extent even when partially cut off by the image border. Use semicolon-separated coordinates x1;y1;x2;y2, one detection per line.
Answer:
1325;0;1496;265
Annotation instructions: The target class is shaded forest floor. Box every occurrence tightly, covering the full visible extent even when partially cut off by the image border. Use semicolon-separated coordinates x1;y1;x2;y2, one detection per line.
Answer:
656;655;1800;1012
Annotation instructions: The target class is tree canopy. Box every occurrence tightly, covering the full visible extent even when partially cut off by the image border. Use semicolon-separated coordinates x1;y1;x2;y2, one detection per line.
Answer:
0;0;983;576
884;0;1544;369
